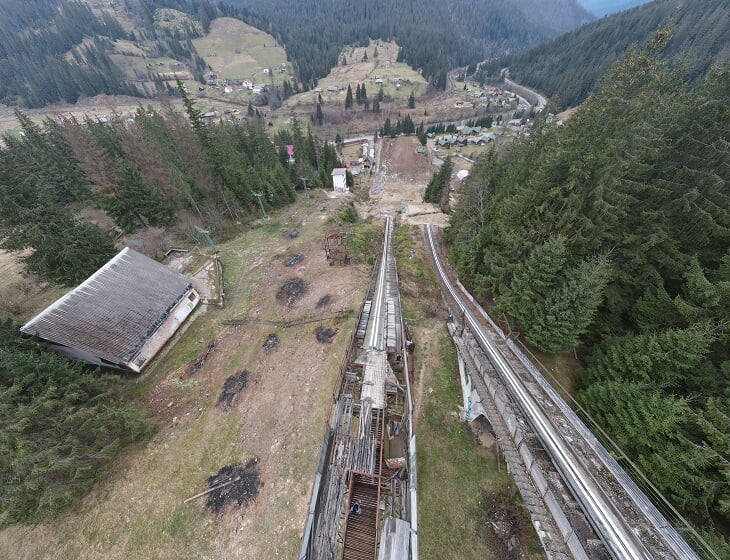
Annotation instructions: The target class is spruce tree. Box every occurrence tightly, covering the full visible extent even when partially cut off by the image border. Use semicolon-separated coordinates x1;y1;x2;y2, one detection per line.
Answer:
524;255;611;352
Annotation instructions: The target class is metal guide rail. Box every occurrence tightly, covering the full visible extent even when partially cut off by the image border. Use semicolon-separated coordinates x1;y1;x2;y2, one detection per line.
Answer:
425;224;700;560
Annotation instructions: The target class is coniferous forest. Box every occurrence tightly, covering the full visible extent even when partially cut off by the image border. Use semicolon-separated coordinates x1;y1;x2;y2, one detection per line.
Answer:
0;86;345;286
226;0;592;89
0;0;133;107
446;37;730;540
0;318;152;526
482;0;730;109
0;0;727;547
0;0;593;108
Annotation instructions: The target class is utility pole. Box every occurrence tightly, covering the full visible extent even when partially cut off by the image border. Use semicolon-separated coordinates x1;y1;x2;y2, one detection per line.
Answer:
194;225;219;253
252;192;270;220
300;176;310;199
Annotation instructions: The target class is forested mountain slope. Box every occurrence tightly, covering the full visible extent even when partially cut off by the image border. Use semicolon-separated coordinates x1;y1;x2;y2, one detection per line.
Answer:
0;0;260;108
225;0;593;89
484;0;729;108
0;0;133;107
446;38;730;547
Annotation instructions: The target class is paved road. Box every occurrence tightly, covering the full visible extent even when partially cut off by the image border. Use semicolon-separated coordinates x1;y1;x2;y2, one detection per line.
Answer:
503;77;547;111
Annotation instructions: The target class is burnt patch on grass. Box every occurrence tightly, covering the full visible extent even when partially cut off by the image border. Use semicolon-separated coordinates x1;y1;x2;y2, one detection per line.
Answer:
217;370;249;410
284;253;304;267
205;457;262;514
276;277;307;307
263;333;279;351
316;294;332;308
188;339;216;374
481;489;531;559
315;326;338;343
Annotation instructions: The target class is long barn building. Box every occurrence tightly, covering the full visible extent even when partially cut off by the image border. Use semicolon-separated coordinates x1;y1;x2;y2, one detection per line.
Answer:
21;247;199;372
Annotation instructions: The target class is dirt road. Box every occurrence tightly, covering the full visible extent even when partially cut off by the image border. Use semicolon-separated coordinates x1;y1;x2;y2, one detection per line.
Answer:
367;136;450;226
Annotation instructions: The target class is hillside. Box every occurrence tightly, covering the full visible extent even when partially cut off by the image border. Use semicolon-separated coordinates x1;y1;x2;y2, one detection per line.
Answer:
225;0;593;88
446;42;730;550
578;0;650;16
0;0;262;108
0;0;593;109
482;0;730;108
0;0;132;107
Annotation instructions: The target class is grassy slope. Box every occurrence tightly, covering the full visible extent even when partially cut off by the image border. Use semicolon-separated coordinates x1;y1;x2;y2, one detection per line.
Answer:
193;18;289;84
395;224;544;559
306;40;427;104
0;194;360;559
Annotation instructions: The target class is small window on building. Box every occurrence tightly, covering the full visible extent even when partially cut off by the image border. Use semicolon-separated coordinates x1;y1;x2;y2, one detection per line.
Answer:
188;292;197;301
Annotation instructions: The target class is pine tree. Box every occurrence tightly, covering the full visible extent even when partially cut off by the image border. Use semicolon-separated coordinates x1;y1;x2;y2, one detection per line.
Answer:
0;319;151;525
345;84;353;109
495;237;569;327
424;156;453;204
408;90;415;109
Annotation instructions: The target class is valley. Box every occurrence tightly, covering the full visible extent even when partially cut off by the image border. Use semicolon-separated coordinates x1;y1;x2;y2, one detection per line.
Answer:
0;1;727;558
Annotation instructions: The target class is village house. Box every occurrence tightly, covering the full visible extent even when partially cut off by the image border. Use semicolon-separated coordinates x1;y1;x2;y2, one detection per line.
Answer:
348;160;363;175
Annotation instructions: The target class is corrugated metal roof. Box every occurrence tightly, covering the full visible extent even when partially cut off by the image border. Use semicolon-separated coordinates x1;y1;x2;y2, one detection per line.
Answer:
21;247;192;366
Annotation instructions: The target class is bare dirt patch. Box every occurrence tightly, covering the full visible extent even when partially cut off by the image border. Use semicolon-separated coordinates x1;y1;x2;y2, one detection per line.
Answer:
367;136;450;226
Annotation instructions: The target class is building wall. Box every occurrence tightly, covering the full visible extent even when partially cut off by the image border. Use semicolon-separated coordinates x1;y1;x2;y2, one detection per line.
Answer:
333;174;348;191
126;289;200;372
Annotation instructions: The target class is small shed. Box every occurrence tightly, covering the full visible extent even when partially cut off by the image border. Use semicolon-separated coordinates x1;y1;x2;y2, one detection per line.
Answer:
331;167;348;192
21;247;199;372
